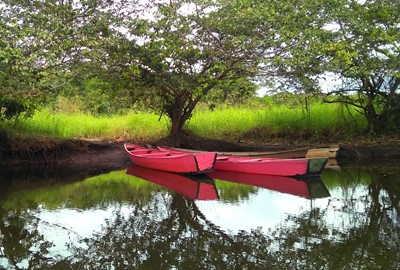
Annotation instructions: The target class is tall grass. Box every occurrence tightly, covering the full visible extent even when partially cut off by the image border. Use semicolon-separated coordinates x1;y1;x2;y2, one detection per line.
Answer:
3;102;368;142
3;108;169;141
187;103;367;142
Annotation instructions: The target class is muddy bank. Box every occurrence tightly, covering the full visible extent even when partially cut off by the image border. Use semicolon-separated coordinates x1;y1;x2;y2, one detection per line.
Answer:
1;137;400;169
0;139;130;171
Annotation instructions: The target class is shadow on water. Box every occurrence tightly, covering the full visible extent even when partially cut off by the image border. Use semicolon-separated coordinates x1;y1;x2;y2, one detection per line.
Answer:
0;163;399;269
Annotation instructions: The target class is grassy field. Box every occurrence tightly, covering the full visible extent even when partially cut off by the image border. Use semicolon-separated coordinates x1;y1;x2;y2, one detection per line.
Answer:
3;102;367;143
2;108;169;141
188;103;366;142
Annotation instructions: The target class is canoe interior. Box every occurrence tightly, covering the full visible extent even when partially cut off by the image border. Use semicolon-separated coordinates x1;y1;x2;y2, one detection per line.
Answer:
124;143;217;174
164;146;339;159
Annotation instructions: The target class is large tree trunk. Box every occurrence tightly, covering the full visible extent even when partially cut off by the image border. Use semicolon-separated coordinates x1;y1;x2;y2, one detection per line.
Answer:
170;114;183;138
168;115;189;147
167;99;192;146
166;91;204;144
169;98;185;135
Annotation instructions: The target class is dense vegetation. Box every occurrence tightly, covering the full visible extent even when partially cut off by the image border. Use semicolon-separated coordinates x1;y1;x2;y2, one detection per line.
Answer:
1;0;399;144
2;96;368;145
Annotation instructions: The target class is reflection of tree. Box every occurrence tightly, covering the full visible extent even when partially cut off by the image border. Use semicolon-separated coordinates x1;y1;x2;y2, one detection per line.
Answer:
59;170;400;270
0;206;53;269
268;172;400;270
1;167;399;269
68;194;278;269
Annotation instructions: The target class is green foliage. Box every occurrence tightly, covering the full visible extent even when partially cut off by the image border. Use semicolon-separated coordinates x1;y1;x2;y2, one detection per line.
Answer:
0;0;127;123
321;1;399;132
83;78;113;114
0;19;41;121
3;98;370;142
0;95;36;122
111;0;284;137
187;101;366;142
253;0;400;133
203;78;258;107
1;0;399;137
45;74;145;115
2;108;169;141
52;96;85;114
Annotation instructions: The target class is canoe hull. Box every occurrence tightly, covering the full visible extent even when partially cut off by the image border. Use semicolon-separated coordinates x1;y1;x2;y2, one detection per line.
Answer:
158;146;327;177
124;144;217;174
215;156;326;177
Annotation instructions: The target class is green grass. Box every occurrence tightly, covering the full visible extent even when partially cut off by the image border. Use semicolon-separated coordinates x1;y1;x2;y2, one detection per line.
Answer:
3;108;169;141
3;102;368;143
186;103;367;142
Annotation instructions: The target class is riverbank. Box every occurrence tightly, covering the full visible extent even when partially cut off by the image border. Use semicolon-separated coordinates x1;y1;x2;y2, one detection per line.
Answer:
1;135;400;170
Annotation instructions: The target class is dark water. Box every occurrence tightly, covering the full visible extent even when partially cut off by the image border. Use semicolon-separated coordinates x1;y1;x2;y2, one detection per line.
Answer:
0;162;399;270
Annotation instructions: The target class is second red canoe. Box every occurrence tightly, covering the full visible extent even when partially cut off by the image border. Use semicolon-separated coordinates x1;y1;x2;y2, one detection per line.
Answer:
157;146;327;178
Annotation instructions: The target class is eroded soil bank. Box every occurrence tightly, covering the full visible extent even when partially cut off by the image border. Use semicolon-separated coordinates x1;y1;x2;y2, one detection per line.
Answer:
1;136;400;171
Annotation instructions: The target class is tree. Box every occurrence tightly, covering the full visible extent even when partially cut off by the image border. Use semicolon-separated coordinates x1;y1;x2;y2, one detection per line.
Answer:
256;0;400;133
269;0;400;133
322;0;400;133
0;6;40;121
201;78;259;108
0;0;124;123
114;0;283;141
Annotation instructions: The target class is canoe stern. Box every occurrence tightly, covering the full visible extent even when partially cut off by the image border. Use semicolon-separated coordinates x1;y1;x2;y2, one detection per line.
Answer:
305;158;328;176
194;152;217;173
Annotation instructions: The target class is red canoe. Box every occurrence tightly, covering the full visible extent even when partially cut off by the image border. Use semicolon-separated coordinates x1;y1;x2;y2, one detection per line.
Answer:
159;146;339;159
126;164;219;200
208;170;330;199
157;146;327;177
124;143;217;174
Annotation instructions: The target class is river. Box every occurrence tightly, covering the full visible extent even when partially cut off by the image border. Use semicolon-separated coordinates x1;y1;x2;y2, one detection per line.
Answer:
0;162;399;269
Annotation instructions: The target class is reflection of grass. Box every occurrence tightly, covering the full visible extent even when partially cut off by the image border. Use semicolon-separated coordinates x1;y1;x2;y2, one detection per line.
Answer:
4;167;397;212
322;166;400;190
321;167;373;189
2;170;155;211
69;170;156;209
214;179;258;202
1;170;260;211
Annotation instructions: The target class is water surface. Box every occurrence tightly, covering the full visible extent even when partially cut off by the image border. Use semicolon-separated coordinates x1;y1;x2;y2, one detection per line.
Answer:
0;163;399;269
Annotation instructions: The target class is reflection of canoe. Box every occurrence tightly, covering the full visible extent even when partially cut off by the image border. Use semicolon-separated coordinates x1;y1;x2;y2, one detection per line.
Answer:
324;158;340;171
126;164;219;200
208;170;330;199
124;143;217;174
157;146;327;177
161;146;339;159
